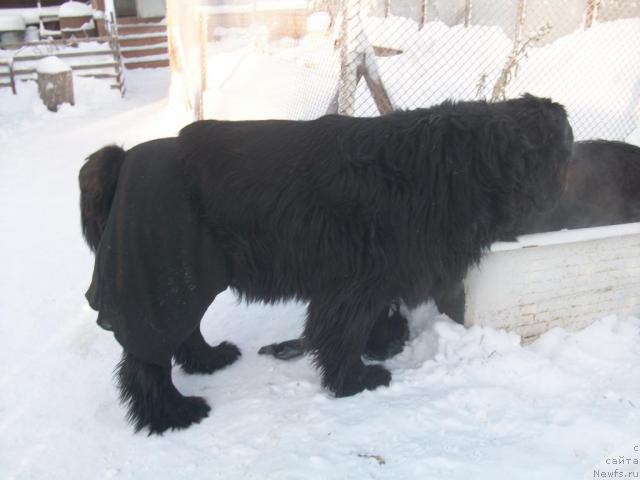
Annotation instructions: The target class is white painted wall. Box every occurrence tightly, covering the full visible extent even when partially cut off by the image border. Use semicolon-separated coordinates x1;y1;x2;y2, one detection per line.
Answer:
464;223;640;342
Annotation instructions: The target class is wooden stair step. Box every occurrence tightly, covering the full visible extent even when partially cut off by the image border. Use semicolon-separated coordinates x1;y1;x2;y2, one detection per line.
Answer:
124;58;169;69
116;16;164;25
120;46;167;58
118;35;167;47
118;24;166;35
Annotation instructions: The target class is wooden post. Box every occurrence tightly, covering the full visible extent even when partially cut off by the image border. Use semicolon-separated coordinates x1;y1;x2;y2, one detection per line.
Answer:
383;0;390;18
585;0;600;29
359;60;393;115
514;0;526;45
337;0;359;116
419;0;429;30
36;57;74;112
4;58;17;95
197;10;208;120
464;0;472;27
335;0;393;116
108;12;125;96
166;0;179;75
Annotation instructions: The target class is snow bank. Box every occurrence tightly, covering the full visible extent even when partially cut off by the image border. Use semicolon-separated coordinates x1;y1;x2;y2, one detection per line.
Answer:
357;20;512;113
58;1;93;18
307;12;331;34
510;19;640;140
36;56;72;74
0;14;26;32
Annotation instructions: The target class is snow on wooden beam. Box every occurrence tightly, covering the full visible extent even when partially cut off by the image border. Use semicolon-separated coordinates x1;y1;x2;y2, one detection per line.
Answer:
464;222;640;343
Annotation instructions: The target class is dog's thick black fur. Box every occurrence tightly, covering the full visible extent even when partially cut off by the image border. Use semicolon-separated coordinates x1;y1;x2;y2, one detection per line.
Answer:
341;139;640;360
80;95;572;433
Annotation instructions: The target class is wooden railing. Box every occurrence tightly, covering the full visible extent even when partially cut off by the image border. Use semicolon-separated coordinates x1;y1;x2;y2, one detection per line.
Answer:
0;32;125;95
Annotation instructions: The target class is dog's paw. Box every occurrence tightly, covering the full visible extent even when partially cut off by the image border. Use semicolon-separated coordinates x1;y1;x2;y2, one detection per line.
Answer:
177;341;241;374
364;310;409;361
361;364;392;391
146;395;211;435
333;364;392;398
258;338;305;360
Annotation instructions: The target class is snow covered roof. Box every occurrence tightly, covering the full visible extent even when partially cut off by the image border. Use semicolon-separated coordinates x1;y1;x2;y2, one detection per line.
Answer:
36;56;72;74
0;14;26;33
58;1;94;19
0;7;60;25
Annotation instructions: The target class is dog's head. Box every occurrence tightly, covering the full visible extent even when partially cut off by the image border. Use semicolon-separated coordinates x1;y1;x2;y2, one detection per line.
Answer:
505;94;573;204
477;95;574;239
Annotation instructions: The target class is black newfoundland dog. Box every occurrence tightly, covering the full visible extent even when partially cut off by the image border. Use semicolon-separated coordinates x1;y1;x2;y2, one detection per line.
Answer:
262;139;640;363
80;94;573;433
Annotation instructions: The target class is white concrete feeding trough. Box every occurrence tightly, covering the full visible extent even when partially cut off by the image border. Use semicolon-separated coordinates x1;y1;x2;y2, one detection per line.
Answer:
464;222;640;343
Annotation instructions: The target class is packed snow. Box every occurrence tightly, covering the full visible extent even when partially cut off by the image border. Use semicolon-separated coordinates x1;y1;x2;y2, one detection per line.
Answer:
36;55;71;75
0;14;26;33
1;13;640;480
58;1;94;19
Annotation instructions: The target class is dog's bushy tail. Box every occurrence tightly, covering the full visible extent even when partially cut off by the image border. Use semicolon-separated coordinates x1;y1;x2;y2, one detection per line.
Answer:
79;145;125;252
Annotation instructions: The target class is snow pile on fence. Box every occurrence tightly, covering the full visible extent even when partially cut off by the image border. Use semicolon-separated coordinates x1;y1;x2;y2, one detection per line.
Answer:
510;18;640;140
190;11;639;140
357;19;512;114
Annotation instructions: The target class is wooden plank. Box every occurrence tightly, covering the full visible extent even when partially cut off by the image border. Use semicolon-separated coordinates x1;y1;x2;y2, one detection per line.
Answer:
0;36;112;50
0;61;117;78
76;72;119;78
13;50;113;62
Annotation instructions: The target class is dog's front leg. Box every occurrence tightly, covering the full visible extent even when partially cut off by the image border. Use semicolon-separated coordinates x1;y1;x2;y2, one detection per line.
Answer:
304;291;392;397
116;351;210;434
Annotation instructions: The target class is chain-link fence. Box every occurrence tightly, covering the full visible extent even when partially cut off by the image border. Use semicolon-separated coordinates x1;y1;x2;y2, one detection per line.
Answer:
167;0;640;140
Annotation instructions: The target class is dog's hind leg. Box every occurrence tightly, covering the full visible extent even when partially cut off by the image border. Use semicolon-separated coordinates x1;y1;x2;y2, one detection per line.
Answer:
305;291;392;398
174;328;241;374
116;351;211;435
363;302;409;361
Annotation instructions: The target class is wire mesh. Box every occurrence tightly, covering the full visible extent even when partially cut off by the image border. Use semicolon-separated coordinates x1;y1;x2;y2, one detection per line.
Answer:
170;0;640;140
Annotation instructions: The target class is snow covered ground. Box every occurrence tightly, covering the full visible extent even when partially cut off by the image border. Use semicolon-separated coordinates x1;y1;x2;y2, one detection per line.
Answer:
1;67;639;480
